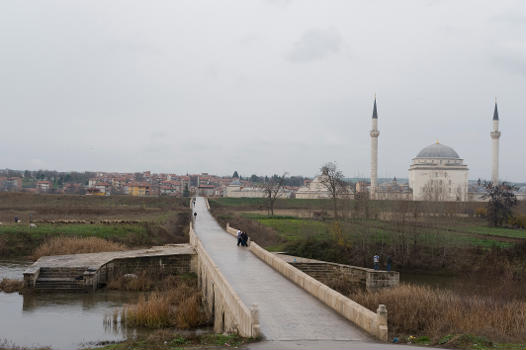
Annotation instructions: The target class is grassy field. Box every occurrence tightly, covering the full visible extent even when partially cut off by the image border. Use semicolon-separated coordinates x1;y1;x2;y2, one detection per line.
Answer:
0;193;190;257
211;198;526;275
210;197;334;209
241;213;522;250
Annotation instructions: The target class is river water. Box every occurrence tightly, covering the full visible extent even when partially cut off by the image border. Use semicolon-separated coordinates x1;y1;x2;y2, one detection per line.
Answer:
0;260;142;350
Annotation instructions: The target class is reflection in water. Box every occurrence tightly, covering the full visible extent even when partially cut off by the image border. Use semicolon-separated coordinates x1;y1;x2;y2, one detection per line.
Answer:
0;261;210;349
0;260;143;350
0;290;143;350
0;259;31;280
21;290;140;312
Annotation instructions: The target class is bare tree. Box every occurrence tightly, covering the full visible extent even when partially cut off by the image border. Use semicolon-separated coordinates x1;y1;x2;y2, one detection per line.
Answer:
422;179;447;201
261;173;288;216
319;162;348;219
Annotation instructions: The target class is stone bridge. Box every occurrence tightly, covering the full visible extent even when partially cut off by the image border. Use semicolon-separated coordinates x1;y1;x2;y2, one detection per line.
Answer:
25;197;409;348
190;197;396;343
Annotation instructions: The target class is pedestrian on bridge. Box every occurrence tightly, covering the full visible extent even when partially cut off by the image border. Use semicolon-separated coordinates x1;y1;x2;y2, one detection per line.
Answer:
241;231;248;247
193;212;197;221
237;230;243;246
373;254;380;270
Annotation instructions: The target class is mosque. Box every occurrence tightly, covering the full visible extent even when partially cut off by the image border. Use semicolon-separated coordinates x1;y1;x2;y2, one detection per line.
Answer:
369;98;501;201
227;98;503;202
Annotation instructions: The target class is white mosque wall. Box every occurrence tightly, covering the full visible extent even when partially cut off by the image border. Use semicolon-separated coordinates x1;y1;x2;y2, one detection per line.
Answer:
409;167;468;201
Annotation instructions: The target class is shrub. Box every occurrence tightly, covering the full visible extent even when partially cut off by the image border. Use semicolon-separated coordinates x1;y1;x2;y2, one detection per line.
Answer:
508;215;526;229
33;236;126;259
475;207;487;218
350;284;526;343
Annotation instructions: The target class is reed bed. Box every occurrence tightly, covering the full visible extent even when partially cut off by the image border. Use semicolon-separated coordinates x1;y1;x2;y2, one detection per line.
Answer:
33;236;126;259
0;278;24;293
351;283;526;343
109;275;208;329
106;273;188;292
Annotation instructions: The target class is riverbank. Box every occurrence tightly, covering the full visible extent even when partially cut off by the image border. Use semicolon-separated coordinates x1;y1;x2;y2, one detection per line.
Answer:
88;332;255;350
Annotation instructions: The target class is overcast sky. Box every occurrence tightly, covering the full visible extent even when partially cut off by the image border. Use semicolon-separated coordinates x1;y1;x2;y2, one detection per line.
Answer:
0;0;524;181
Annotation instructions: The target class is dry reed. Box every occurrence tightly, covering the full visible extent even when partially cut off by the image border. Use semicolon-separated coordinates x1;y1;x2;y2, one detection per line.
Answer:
33;236;126;259
119;277;208;329
0;278;24;293
351;283;526;342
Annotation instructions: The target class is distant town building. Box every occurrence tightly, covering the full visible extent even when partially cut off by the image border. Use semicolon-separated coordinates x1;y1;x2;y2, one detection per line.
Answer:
224;179;292;198
36;180;52;193
127;182;151;196
375;177;412;200
295;176;332;199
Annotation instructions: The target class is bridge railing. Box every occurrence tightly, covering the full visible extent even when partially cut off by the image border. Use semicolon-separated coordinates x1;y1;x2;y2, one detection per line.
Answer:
226;223;388;342
189;223;259;338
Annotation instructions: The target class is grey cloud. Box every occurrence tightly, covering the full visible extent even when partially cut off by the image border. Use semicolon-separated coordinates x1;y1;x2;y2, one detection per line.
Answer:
239;34;260;47
264;0;292;7
491;54;525;76
286;28;342;63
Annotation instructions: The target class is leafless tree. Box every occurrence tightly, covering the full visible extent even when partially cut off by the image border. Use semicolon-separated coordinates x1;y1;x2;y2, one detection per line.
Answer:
319;162;348;219
261;173;288;216
422;179;447;201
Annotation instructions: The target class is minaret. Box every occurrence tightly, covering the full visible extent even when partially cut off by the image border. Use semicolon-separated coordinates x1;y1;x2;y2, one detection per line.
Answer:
490;100;501;185
370;96;380;197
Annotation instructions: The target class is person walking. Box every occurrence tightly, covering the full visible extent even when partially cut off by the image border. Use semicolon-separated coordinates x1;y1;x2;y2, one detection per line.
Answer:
193;212;197;221
241;231;248;247
386;256;392;272
237;230;243;246
373;254;380;270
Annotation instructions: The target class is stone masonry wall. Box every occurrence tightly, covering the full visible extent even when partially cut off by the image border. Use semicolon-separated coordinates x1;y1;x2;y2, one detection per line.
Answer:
289;261;399;292
97;254;197;286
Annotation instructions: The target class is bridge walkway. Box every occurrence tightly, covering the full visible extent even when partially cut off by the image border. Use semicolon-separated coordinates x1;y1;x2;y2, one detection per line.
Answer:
193;197;371;341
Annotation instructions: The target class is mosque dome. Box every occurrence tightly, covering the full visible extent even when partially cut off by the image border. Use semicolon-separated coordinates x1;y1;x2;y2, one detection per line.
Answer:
416;142;460;159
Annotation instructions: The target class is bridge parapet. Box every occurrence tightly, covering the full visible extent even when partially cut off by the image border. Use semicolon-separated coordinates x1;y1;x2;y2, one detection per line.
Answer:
190;223;259;338
226;223;388;342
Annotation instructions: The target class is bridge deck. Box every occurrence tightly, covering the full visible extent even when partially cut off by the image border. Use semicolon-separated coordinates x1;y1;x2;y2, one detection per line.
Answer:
193;197;372;341
24;244;194;273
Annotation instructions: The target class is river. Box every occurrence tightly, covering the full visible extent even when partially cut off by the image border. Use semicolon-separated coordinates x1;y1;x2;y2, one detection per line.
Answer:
0;259;142;349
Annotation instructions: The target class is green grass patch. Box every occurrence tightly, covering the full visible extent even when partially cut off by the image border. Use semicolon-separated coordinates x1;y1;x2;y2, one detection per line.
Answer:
87;332;257;350
246;215;513;249
0;223;167;257
459;225;526;239
250;216;331;241
210;197;333;209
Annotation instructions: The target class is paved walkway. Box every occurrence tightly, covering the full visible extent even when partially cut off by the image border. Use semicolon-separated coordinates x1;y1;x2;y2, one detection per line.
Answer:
24;244;194;272
193;197;371;342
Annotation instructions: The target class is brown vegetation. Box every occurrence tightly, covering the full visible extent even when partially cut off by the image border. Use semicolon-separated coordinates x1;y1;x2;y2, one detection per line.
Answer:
106;272;193;292
351;284;526;343
33;236;126;259
115;276;209;329
0;278;24;293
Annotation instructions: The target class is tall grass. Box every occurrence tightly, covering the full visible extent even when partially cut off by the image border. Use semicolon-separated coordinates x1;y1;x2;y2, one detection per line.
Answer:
351;284;526;342
0;278;24;293
115;276;208;329
106;272;195;292
33;236;126;259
